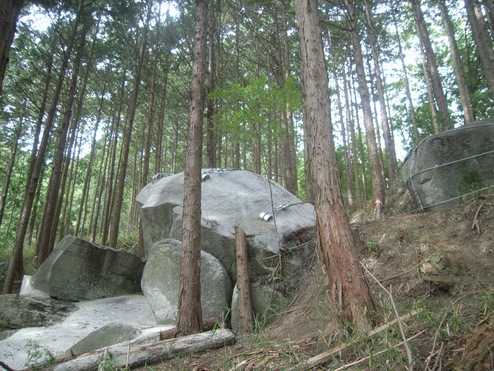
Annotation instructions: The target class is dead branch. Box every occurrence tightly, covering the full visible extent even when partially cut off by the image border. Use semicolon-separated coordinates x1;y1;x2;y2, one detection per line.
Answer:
159;317;220;340
50;329;235;371
305;309;422;366
360;262;414;371
0;361;17;371
424;311;448;370
472;204;483;234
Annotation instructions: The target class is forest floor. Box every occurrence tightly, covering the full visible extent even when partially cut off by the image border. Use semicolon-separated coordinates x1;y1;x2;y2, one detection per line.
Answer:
135;191;494;370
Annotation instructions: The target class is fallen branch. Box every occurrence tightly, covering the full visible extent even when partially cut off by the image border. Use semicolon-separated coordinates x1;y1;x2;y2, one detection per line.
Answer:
52;329;235;371
472;204;483;234
159;317;220;340
360;262;414;371
424;311;448;370
0;361;16;371
305;309;422;366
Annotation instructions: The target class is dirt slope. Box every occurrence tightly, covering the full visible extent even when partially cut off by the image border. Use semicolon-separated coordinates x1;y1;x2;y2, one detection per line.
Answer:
137;194;494;370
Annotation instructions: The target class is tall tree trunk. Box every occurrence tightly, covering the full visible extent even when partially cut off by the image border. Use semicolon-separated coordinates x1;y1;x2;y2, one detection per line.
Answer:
465;0;494;100
327;29;354;211
273;0;297;195
344;0;385;218
390;7;419;145
142;58;157;187
437;0;474;123
411;0;452;130
206;5;217;169
0;0;24;98
177;0;208;336
420;47;441;134
343;62;362;209
0;102;25;228
36;17;90;265
75;72;108;236
295;0;376;327
2;0;84;293
109;0;152;248
364;0;397;184
101;101;122;245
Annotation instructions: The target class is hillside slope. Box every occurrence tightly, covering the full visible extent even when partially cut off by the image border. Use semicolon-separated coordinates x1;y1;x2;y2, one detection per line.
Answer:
137;194;494;370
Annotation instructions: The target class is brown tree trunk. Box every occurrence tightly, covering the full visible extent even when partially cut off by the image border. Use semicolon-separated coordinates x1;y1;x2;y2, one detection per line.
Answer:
0;0;24;97
364;0;397;184
411;0;453;130
74;69;108;236
295;0;376;327
437;0;474;123
142;53;158;187
390;9;420;145
177;0;208;336
109;0;152;248
465;0;494;100
206;9;217;169
235;226;254;334
327;30;354;211
36;17;90;265
2;0;84;293
342;64;362;209
344;0;385;218
0;102;25;229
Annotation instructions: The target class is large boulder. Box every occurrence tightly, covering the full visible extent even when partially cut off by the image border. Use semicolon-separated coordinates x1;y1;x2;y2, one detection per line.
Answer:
137;169;316;329
0;295;160;370
69;323;141;356
402;121;494;212
0;295;75;330
136;169;316;280
141;239;232;324
28;236;145;301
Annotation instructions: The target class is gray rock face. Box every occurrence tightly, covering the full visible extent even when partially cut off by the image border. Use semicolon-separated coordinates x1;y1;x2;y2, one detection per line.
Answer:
0;295;75;330
230;283;287;333
0;295;160;370
141;239;232;324
69;323;141;356
137;170;316;329
402;121;494;211
137;170;316;279
29;236;145;301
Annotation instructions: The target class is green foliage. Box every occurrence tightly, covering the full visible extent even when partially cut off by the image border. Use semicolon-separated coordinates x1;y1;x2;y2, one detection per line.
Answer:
26;341;55;370
98;353;130;371
209;76;302;136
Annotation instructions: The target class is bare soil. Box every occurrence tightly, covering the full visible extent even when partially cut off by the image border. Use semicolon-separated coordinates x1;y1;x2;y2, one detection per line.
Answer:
136;194;494;370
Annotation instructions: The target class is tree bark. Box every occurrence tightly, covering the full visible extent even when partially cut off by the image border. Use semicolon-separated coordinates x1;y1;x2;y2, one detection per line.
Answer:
177;0;208;336
2;0;84;293
328;44;355;213
344;0;386;218
390;8;420;145
0;0;24;98
0;102;25;229
36;17;91;265
295;0;376;327
51;329;235;371
235;226;254;334
109;0;152;248
411;0;453;130
437;0;474;124
364;0;397;184
464;0;494;100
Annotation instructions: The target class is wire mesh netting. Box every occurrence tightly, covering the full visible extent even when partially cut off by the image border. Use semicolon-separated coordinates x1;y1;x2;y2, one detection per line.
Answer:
402;121;494;212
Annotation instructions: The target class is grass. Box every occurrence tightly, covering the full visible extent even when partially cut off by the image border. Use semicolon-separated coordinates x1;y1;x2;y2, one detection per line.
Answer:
25;341;55;371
